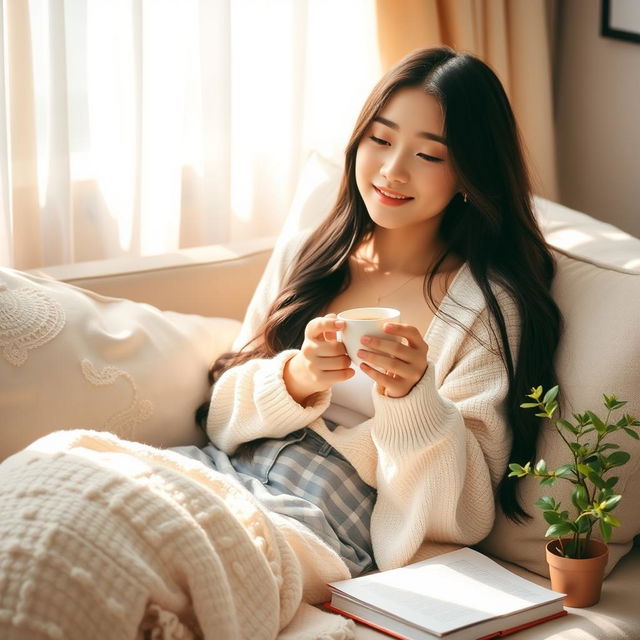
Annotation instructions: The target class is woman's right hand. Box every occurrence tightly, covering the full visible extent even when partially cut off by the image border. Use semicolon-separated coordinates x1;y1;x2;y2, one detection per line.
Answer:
283;315;355;406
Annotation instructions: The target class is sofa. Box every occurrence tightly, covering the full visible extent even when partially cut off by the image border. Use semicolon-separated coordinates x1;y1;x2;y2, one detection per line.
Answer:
1;154;639;639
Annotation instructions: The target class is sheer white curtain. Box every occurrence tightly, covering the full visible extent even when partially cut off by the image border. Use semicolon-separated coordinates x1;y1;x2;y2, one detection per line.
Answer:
0;0;381;269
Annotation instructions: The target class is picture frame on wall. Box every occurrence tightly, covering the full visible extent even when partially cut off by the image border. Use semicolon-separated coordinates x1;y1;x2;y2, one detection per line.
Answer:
601;0;640;43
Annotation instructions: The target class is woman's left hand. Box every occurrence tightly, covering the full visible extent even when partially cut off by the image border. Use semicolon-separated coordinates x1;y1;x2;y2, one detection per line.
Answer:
357;323;428;398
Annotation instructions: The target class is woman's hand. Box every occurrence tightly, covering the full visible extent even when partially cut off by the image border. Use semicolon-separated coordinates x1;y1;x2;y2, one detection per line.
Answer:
284;314;355;406
358;323;428;398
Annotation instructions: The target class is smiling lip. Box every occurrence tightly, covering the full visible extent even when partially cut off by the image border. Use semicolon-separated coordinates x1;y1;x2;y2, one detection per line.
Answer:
373;185;414;205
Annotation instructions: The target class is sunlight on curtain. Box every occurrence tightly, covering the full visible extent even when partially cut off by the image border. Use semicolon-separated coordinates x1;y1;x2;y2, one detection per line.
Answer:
0;0;381;269
0;3;12;265
84;0;138;253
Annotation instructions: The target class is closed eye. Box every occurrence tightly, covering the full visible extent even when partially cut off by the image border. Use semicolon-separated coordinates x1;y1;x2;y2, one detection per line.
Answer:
370;135;443;163
418;153;443;163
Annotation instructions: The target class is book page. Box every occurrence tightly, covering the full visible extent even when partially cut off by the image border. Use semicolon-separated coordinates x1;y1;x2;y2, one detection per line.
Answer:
329;548;564;635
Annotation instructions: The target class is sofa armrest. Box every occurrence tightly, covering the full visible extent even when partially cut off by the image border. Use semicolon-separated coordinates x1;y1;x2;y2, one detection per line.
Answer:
31;237;275;321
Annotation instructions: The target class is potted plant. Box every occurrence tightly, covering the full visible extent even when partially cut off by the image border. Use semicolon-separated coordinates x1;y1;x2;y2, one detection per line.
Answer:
508;385;640;607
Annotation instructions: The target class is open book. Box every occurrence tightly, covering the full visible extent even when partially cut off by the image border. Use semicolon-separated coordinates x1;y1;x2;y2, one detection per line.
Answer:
325;548;566;640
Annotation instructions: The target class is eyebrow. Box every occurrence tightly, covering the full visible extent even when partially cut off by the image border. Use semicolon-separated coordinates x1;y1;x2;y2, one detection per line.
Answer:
373;116;447;145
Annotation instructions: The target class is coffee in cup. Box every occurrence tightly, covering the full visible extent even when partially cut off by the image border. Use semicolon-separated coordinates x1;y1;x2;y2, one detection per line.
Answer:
337;307;401;367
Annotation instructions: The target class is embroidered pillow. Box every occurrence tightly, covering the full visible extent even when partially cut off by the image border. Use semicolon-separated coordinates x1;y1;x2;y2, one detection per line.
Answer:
0;267;241;461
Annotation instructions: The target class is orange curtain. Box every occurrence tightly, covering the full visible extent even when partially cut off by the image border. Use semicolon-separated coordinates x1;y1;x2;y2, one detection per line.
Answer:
375;0;558;200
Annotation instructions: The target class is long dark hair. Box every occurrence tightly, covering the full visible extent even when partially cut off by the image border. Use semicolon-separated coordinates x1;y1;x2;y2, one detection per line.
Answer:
203;47;561;521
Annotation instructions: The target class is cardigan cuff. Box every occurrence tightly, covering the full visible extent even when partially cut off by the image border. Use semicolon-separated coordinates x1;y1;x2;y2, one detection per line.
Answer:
372;362;460;452
255;349;332;425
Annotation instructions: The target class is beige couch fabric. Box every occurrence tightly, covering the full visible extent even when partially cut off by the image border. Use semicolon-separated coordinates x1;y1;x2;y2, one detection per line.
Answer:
36;237;273;321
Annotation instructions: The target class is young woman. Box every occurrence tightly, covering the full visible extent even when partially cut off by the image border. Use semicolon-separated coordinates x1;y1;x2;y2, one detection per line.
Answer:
179;45;562;577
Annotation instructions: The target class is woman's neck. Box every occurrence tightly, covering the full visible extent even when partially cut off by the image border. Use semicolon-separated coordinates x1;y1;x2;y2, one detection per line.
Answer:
359;225;452;275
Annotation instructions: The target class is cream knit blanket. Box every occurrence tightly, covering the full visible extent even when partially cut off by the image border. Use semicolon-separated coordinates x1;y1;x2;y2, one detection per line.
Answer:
0;430;355;640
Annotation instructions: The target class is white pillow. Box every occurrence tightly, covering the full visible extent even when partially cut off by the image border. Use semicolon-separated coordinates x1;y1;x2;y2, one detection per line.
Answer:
0;267;241;461
278;151;343;242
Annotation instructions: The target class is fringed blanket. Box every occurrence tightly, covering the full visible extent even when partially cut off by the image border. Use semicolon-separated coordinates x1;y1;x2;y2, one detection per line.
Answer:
0;430;355;640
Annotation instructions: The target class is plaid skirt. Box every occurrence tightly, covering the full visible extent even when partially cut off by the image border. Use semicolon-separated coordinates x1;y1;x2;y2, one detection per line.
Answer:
172;426;376;576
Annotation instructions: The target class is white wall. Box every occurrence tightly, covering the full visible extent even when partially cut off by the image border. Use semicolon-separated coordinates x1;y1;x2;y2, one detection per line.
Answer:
555;0;640;237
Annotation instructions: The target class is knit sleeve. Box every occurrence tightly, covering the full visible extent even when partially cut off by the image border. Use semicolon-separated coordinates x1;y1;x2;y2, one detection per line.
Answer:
205;230;331;453
368;286;520;570
206;349;331;453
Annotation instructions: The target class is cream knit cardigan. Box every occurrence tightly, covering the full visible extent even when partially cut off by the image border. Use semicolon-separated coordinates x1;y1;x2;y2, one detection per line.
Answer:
206;231;521;571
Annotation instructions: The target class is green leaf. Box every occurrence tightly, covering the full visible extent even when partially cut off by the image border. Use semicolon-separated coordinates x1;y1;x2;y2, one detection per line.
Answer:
599;519;613;542
605;476;620;489
589;460;605;476
586;470;607;490
540;476;557;486
587;411;606;434
508;463;526;477
543;385;559;405
601;495;622;511
520;402;539;409
598;443;620;451
606;451;631;468
555;419;578;435
545;522;573;538
572;484;589;510
554;464;574;478
622;427;640;440
604;394;626;411
534;459;547;474
576;464;592;477
543;511;565;524
596;487;613;501
603;513;621;527
534;496;558;510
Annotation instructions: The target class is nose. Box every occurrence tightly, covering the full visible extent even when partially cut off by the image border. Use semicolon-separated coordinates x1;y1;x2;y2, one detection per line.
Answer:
380;151;409;184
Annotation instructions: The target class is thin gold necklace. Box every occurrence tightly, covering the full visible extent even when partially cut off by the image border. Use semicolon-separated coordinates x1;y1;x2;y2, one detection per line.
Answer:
360;263;423;304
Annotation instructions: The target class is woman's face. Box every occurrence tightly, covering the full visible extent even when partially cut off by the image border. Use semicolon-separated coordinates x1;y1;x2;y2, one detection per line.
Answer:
355;87;459;232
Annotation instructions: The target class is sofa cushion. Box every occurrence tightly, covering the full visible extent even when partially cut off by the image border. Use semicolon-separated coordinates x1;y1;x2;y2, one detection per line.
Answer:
534;196;640;273
286;152;640;577
477;246;640;576
0;267;241;461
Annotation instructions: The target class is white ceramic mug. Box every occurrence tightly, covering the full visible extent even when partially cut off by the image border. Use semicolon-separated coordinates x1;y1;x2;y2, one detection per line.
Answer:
337;307;401;367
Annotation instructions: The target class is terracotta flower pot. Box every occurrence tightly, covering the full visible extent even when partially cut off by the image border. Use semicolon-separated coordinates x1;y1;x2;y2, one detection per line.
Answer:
545;539;609;607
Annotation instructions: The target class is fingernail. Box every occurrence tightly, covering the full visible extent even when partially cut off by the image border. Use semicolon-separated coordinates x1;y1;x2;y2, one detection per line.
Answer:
335;319;345;328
